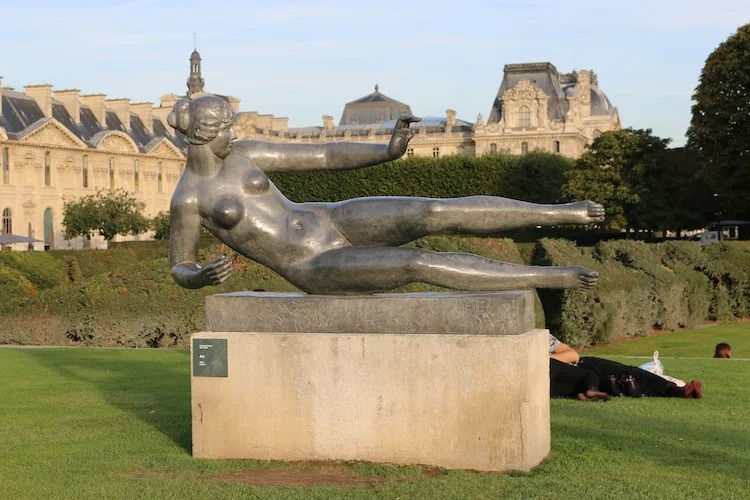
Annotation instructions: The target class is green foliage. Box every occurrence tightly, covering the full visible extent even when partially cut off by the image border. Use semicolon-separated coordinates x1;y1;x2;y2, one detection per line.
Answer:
535;238;654;347
687;23;750;219
4;237;750;349
269;151;572;203
0;264;35;311
151;211;170;240
62;188;150;242
563;128;687;230
0;250;66;289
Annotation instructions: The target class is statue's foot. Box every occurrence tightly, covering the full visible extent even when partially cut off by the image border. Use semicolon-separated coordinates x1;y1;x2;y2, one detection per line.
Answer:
541;266;598;290
558;200;605;225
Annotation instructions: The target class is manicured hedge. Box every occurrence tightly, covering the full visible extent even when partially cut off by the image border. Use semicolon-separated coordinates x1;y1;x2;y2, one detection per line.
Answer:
268;152;571;203
2;237;750;348
0;250;66;289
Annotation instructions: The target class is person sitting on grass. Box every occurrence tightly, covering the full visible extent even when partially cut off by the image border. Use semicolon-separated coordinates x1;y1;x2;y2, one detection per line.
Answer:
548;334;703;399
714;343;732;359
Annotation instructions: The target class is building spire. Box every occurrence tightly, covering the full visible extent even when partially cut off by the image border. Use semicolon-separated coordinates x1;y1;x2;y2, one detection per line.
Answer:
187;39;205;97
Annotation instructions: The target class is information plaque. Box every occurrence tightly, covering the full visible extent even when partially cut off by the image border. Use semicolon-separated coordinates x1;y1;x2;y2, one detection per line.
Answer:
192;338;228;377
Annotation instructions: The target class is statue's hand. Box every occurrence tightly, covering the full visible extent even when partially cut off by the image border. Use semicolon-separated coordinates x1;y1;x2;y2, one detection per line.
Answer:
198;256;233;287
387;114;421;159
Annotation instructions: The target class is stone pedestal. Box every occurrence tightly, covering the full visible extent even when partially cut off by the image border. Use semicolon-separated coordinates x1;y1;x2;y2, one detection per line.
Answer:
191;291;550;472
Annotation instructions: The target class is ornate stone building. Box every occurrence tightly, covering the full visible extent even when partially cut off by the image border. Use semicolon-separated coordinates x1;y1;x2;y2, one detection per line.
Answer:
233;62;619;160
0;52;619;250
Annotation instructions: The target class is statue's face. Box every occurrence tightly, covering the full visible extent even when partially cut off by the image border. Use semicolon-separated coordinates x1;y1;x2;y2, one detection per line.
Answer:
211;125;237;159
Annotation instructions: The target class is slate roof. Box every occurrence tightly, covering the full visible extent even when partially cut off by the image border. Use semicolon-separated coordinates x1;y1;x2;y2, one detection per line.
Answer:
339;85;413;126
488;62;617;124
0;88;185;155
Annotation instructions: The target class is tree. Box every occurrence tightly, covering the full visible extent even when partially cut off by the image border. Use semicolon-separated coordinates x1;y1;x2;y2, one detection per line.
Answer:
62;189;150;242
563;128;689;232
686;23;750;219
152;211;170;240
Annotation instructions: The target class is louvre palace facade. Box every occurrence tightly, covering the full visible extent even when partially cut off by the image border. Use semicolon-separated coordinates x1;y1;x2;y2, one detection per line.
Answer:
0;50;619;250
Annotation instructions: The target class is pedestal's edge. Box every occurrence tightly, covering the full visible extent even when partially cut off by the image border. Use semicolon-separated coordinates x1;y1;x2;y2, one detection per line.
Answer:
207;290;534;300
204;290;536;335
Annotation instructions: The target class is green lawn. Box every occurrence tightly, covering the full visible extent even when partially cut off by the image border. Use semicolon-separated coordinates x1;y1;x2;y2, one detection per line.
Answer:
1;324;749;499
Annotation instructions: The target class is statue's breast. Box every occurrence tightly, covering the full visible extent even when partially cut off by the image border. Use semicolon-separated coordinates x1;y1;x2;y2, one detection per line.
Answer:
212;196;244;230
243;168;270;194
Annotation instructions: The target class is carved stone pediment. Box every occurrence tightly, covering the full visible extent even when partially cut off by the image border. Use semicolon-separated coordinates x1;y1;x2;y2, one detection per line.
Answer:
98;133;138;153
148;139;184;159
23;121;86;148
501;80;548;101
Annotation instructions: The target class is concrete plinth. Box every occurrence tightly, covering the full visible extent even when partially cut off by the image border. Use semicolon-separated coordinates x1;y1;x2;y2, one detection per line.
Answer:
191;291;550;472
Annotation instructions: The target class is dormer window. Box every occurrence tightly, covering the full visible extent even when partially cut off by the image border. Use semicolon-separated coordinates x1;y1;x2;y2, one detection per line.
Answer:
518;106;531;128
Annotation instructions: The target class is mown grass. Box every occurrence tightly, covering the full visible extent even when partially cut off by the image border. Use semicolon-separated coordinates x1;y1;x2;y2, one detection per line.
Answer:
584;321;750;359
1;324;749;499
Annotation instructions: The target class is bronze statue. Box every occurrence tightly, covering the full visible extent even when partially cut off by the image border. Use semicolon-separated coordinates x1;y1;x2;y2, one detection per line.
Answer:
169;95;602;295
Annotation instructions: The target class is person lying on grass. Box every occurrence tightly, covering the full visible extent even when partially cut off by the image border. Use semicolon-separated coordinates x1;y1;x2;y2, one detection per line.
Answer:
548;334;703;401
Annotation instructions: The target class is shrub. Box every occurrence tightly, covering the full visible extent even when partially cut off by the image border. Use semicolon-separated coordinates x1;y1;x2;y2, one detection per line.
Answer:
0;251;66;289
535;238;654;347
0;265;35;311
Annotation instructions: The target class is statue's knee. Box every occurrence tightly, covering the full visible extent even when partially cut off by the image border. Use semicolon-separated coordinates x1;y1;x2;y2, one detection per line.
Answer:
405;251;430;275
426;200;446;216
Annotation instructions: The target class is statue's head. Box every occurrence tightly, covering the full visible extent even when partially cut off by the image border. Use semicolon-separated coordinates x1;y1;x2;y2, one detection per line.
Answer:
169;95;236;158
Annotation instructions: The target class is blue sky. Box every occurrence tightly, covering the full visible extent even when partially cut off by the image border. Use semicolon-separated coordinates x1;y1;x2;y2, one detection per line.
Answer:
1;0;748;146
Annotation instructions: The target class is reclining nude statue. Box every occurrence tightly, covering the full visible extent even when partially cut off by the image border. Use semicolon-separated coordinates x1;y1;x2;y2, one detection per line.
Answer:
168;95;603;295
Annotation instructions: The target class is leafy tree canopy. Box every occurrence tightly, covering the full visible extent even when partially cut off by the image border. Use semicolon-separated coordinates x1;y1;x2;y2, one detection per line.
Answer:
686;23;750;219
62;189;150;242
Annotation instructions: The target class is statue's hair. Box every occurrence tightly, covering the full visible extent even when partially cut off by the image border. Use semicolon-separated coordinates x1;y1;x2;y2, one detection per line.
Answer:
168;95;233;145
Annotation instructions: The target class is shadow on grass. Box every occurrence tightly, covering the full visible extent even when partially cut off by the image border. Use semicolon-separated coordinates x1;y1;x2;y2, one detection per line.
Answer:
22;348;193;453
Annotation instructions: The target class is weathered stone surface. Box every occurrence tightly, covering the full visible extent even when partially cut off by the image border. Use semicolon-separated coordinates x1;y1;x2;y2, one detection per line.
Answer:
205;291;535;335
191;328;550;472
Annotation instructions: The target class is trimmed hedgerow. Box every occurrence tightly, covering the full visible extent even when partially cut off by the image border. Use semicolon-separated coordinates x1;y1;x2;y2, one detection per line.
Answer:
0;251;66;289
0;265;35;312
268;151;571;203
3;236;750;348
536;238;658;347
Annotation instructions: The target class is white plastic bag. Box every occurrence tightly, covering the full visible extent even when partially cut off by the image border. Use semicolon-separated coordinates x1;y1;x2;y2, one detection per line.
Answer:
639;351;665;376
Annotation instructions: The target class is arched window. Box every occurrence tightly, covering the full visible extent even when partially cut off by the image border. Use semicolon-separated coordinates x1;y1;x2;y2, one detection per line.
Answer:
44;151;51;186
2;208;11;235
2;147;9;185
518;106;531;128
490;143;497;154
134;160;139;191
406;147;414;157
109;158;115;189
157;161;163;193
592;129;602;139
521;142;529;154
553;140;561;153
432;147;440;158
82;156;88;188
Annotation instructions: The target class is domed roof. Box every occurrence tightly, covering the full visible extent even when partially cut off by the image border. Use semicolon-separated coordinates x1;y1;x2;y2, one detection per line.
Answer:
339;85;412;126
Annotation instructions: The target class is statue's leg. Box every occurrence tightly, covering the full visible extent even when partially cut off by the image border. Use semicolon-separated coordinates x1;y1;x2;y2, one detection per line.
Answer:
291;247;598;294
329;196;605;246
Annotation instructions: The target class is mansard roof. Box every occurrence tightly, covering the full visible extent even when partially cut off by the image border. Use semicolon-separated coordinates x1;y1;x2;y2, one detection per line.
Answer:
0;88;185;155
488;62;617;123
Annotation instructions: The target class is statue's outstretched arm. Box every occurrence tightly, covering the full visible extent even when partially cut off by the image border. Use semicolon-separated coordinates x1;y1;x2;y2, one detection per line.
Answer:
169;195;232;289
237;115;421;172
